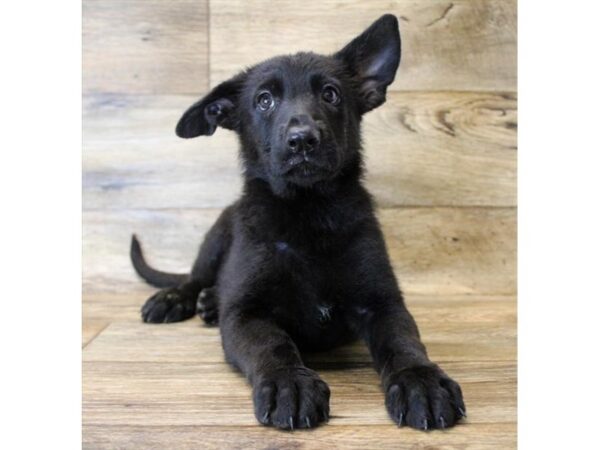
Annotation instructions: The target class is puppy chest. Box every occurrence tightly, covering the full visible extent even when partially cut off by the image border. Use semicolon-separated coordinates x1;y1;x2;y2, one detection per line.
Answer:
268;241;357;344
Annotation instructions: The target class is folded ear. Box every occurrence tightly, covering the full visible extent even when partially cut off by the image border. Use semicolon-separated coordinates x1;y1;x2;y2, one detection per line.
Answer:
176;72;247;138
335;14;401;114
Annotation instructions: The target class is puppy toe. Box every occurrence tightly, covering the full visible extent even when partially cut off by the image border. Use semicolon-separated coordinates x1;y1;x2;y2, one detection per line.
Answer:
253;383;276;426
144;301;169;323
197;287;219;325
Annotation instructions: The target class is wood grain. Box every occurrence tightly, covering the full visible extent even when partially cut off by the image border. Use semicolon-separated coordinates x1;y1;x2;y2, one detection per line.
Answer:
83;91;516;209
82;296;515;448
83;361;515;425
83;0;209;94
82;206;515;296
365;91;516;207
210;0;517;92
83;423;517;449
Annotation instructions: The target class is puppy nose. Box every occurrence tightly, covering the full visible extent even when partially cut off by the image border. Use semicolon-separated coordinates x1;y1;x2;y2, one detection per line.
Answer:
287;125;320;153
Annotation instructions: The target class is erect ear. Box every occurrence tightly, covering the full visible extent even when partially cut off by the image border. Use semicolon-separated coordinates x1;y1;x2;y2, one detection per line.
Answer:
175;72;247;138
335;14;401;114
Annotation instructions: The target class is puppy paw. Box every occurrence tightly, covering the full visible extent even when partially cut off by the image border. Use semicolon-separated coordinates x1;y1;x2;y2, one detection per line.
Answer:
253;367;330;430
196;287;219;326
141;288;196;323
385;365;466;430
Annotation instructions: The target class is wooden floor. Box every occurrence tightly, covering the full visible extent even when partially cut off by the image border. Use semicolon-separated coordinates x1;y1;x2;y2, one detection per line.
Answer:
83;1;517;448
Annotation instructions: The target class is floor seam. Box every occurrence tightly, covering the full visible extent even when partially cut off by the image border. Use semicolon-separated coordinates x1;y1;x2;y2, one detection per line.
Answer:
83;322;112;349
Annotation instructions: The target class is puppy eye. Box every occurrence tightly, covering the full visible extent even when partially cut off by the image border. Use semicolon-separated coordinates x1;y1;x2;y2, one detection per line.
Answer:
322;85;340;105
256;91;275;111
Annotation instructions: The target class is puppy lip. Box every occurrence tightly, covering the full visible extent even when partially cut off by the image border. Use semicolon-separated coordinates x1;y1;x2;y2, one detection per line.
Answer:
285;160;327;177
284;154;328;170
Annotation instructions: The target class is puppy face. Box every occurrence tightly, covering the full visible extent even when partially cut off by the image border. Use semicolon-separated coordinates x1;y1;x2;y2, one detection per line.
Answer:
176;14;401;195
238;54;360;190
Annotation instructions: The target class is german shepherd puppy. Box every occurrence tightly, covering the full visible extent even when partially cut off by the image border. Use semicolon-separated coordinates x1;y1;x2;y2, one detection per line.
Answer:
131;14;466;431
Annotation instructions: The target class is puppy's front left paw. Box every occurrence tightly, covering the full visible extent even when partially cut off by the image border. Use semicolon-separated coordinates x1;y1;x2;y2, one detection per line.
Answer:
253;367;330;430
385;365;466;430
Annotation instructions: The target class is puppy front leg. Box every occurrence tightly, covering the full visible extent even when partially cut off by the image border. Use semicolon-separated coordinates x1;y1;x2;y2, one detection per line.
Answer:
221;309;330;430
364;299;466;430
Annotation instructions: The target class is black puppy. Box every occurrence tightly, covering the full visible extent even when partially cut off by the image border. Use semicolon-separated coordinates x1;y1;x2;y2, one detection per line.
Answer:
131;14;465;431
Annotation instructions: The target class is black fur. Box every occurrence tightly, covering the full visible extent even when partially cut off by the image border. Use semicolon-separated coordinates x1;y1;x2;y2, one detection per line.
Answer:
130;234;189;288
131;14;465;431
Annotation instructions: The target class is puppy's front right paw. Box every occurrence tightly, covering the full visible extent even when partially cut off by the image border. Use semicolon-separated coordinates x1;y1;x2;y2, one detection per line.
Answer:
141;288;196;323
253;367;330;430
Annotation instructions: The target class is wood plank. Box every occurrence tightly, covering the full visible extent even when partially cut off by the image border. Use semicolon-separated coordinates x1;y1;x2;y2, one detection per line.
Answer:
83;360;515;425
82;94;242;210
83;295;515;447
379;207;516;295
82;207;515;296
209;0;517;92
83;0;209;94
83;91;516;209
83;296;515;364
83;319;109;348
83;423;516;449
365;91;516;207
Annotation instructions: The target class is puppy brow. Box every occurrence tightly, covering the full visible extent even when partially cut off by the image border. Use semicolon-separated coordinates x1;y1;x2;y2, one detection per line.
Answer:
309;73;340;90
257;75;283;95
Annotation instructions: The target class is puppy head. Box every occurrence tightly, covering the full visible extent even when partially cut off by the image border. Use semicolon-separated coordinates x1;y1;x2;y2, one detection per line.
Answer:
176;14;401;195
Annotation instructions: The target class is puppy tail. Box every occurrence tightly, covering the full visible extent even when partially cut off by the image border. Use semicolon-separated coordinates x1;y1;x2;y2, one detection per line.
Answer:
130;234;189;288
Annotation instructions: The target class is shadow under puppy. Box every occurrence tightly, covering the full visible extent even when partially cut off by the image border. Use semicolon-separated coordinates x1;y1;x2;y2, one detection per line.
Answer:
131;14;466;431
